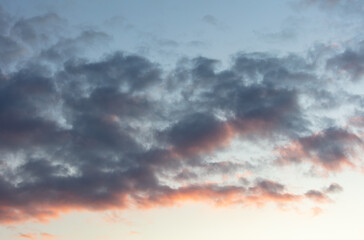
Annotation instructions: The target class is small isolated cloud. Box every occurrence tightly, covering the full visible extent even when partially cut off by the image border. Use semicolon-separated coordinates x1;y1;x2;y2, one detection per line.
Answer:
324;183;343;193
202;14;218;26
201;14;226;30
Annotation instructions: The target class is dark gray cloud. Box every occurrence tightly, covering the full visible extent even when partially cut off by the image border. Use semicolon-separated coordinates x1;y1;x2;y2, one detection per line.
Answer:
161;112;231;155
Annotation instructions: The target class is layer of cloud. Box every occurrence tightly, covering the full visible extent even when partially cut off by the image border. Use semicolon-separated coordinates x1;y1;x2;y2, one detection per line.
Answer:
294;0;364;14
0;6;360;224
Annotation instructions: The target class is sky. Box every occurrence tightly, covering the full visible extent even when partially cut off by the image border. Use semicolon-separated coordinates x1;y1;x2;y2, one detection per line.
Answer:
1;0;364;239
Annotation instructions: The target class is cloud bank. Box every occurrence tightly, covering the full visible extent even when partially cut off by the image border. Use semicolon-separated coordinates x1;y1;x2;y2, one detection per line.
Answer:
0;5;362;224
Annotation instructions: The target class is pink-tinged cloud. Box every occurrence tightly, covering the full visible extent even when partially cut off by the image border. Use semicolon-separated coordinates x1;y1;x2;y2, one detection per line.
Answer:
277;128;362;171
0;178;330;224
348;116;364;127
18;233;36;239
17;233;55;240
311;206;324;217
39;233;56;240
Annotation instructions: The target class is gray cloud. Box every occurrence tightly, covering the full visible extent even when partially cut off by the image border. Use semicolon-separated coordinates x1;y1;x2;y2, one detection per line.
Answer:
326;49;364;81
202;14;218;26
39;30;110;63
278;128;362;171
324;183;343;193
10;13;66;46
305;189;330;202
0;35;27;66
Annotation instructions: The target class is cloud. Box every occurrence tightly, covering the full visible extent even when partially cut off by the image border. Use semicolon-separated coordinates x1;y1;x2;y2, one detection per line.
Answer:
10;13;66;46
246;179;301;204
254;17;303;43
324;183;343;193
326;49;364;81
0;7;355;225
202;15;218;26
305;190;331;202
202;14;227;30
0;35;27;66
277;128;362;171
0;174;321;224
17;233;55;240
294;0;364;14
161;113;233;155
0;6;11;34
39;30;110;63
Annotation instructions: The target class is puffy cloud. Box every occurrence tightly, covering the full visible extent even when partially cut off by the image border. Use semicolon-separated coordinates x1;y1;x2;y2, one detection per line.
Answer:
161;113;233;155
277;128;362;171
305;190;330;202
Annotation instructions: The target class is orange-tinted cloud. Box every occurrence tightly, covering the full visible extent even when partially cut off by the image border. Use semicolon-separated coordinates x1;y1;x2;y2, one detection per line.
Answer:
18;233;36;239
17;233;55;240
